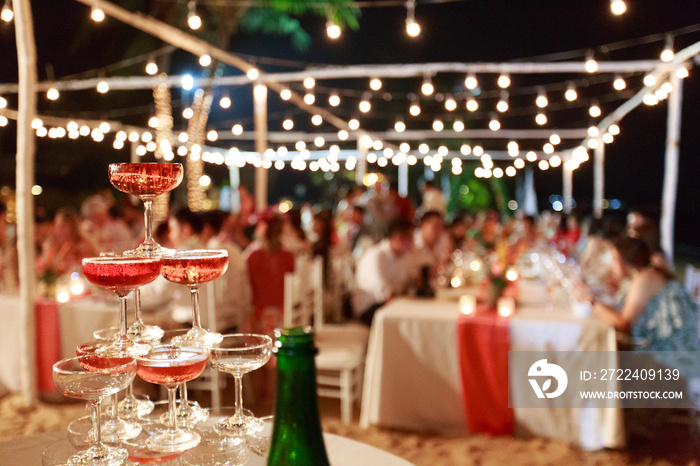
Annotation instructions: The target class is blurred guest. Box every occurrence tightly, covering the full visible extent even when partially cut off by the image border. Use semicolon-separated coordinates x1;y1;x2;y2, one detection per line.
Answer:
591;236;699;353
578;217;625;305
168;208;205;250
246;216;295;334
420;180;446;216
312;209;335;285
409;210;451;274
352;218;414;326
447;214;469;252
388;182;415;222
281;208;311;257
0;202;18;293
120;199;145;244
346;205;374;259
36;207;98;277
363;180;393;242
80;194;134;254
626;206;669;272
34;208;53;256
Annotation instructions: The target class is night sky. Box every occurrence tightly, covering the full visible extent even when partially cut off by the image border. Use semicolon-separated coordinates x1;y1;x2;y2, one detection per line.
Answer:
0;0;699;248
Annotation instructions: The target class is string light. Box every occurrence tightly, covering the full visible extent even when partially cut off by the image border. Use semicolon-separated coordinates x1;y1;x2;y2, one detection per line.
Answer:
538;160;550;170
232;124;243;135
488;114;500;131
303;77;315;89
497;74;510;89
643;93;659;106
507;141;519;156
550;155;562;167
280;88;292;100
496;91;509;112
418;143;429;154
565;83;578;101
602;133;614;144
432;118;444;132
311;114;323;125
676;66;689;79
359;92;371;113
466;96;478;112
465;73;478;90
643;74;656;86
444;95;457;111
304;91;315;105
526;151;537;162
585;50;598;73
608;124;620;135
97;80;109;93
409;98;421;116
610;0;627;15
328;91;340;106
589;102;602;117
181;74;194;90
199;54;211;67
219;95;231;108
473;145;484;156
338;129;349;140
314;136;325;147
515;158;526;168
182;107;194;119
1;0;13;22
421;74;434;96
453;118;465;132
549;134;561;145
394;117;406;132
613;75;626;90
660;35;674;62
505;166;516;177
145;58;158;75
0;96;6;108
535;112;547;125
46;88;59;100
326;21;341;39
369;78;382;91
187;0;202;30
246;68;259;80
348;118;360;130
91;5;105;22
535;88;548;108
400;142;411;153
405;0;420;37
588;126;599;137
543;143;554;154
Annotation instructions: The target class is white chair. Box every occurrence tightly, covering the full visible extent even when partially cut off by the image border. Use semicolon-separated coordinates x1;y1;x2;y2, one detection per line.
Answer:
284;256;369;424
329;251;355;323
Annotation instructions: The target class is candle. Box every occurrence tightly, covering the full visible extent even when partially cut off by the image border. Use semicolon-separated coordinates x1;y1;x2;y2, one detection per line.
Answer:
460;295;476;315
497;296;516;317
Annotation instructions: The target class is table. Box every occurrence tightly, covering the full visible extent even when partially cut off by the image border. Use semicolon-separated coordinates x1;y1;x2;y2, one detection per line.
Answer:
0;432;415;465
359;279;625;450
0;294;118;393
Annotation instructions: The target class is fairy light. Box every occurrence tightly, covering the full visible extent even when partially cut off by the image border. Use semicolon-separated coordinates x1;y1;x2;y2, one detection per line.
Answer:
141;132;153;142
46;88;59;100
613;75;626;90
247;68;259;80
182;108;194;119
400;142;411;153
507;141;519;156
444;96;457;111
418;143;429;154
0;96;6;108
588;138;599;149
206;130;218;141
274;160;285;170
338;129;349;140
550;134;561;145
460;144;471;156
359;93;371;113
178;132;189;143
314;136;325;147
407;155;418;165
303;77;315;90
145;141;156;151
549;155;562;167
643;74;656;87
280;88;292;100
91;5;105;22
543;143;554;154
372;140;383;151
526;151;537;162
453;119;465;132
147;116;159;128
36;127;47;137
676;66;689;79
493;167;504;178
370;78;382;91
232;124;243;135
97;80;109;93
588;126;599;137
282;117;294;130
538;160;549;170
220;96;231;108
1;0;13;22
409;101;421;116
80;126;91;137
348;118;360;130
488;114;500;131
466;96;478;112
610;0;627;15
311;114;323;126
589;103;602;118
421;74;434;96
535;89;548;108
473;145;484;156
465;73;478;90
329;91;340;107
405;0;420;37
326;21;341;39
585;51;598;73
496;91;509;113
187;0;202;30
565;83;578;102
395;118;406;132
497;74;510;89
535;113;547;125
505;166;516;177
145;59;158;75
303;92;315;105
608;124;620;135
181;75;194;90
197;54;211;67
643;93;659;106
515;158;526;168
661;35;674;62
602;133;614;144
295;140;306;151
432;118;444;132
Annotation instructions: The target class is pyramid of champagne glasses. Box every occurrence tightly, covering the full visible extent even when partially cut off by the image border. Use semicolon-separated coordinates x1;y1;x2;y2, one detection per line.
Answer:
48;163;274;465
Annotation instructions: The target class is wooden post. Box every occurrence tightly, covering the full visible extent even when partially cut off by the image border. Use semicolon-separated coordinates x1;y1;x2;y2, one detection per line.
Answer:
593;140;605;219
562;159;573;214
660;71;683;265
253;84;268;211
14;0;38;404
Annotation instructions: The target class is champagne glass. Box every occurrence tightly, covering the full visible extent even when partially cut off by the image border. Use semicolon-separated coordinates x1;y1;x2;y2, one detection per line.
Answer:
82;256;162;358
160;249;229;347
209;334;273;436
75;342;141;442
136;344;209;453
52;356;136;466
108;162;183;258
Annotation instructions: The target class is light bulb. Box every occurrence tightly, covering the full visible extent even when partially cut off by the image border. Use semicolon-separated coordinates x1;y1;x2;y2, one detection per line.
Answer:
220;96;231;108
199;54;211;67
247;68;259;80
304;93;315;105
97;80;109;93
676;67;689;79
585;54;598;73
326;21;341;39
369;78;382;91
506;166;517;177
406;18;421;37
465;74;478;90
610;0;627;15
549;134;561;145
515;158;526;168
338;130;349;140
453;120;465;132
588;126;599;137
314;136;325;147
643;74;656;87
489;117;500;131
409;103;421;116
303;77;315;89
145;60;158;75
359;98;371;113
329;92;340;106
661;46;674;62
348;118;360;130
536;113;547;125
311;114;323;126
466;97;478;112
432;119;444;132
187;12;201;30
1;3;13;22
182;108;194;119
565;85;578;101
497;74;510;88
608;124;620;135
395;120;406;132
496;98;509;113
536;91;548;108
232;124;243;135
589;104;602;117
445;97;457;111
421;78;434;96
148;116;159;128
543;143;554;154
46;88;59;100
613;76;626;90
91;6;105;22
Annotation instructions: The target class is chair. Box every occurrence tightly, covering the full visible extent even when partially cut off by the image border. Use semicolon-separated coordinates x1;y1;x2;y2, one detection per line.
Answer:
329;251;356;323
284;256;369;424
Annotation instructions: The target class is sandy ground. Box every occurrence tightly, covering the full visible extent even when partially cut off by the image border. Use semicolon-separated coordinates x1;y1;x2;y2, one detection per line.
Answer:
1;391;699;466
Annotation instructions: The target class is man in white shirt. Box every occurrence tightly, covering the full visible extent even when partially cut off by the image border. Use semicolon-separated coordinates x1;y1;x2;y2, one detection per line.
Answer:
352;218;414;325
407;210;451;282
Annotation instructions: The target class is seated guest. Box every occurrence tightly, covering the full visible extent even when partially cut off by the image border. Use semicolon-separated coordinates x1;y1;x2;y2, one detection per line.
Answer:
281;208;312;257
346;205;374;259
591;236;699;354
407;210;451;280
626;206;670;273
80;194;134;254
168;207;205;250
246;216;295;335
36;207;98;278
352;218;414;326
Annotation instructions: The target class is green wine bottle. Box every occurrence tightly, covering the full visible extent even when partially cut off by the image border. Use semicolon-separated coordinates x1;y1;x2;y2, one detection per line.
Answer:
267;327;330;466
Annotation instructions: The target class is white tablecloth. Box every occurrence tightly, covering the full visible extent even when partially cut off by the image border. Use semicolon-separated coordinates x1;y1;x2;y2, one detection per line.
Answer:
360;280;625;450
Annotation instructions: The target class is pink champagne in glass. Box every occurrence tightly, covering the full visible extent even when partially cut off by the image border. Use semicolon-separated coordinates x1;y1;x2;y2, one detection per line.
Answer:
160;250;229;347
82;256;162;357
108;162;183;258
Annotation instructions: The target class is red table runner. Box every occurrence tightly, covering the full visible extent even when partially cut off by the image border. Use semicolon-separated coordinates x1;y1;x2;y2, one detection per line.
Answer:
35;300;61;393
456;280;518;436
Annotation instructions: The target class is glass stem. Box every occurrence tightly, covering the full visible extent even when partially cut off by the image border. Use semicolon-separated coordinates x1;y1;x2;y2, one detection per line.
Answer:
167;386;178;433
134;288;144;325
91;399;105;453
234;375;243;421
118;295;128;339
142;197;154;246
178;382;189;416
190;287;202;330
112;393;119;419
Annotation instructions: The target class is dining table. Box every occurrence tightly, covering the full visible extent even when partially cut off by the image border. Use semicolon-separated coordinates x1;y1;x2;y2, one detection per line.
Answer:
359;278;626;451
